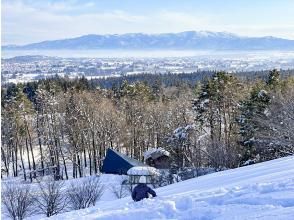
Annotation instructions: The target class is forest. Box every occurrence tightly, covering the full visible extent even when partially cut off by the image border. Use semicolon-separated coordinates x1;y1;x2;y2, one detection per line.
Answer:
1;69;294;181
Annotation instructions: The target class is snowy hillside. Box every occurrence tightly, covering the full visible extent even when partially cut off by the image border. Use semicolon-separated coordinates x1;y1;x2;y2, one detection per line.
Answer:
46;156;294;220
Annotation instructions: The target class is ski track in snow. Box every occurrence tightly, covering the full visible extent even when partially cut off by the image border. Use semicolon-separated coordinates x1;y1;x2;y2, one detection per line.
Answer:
33;157;294;220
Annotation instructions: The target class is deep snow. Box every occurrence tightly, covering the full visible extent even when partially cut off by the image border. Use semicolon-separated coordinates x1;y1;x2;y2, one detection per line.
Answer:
44;156;294;220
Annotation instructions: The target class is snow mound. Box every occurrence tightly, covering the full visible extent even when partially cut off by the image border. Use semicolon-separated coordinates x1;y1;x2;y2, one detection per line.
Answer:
127;166;159;176
47;156;294;220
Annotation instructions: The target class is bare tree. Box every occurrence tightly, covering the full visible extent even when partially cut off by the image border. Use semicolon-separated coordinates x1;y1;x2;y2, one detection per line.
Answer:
2;183;35;220
34;178;67;217
67;176;104;210
110;177;130;199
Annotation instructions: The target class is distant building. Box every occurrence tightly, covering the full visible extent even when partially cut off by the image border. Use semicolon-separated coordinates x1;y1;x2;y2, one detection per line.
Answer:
101;148;146;175
144;148;171;169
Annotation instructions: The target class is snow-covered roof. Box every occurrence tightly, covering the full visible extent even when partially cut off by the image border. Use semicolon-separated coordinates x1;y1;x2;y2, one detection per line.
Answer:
127;166;159;176
143;147;170;161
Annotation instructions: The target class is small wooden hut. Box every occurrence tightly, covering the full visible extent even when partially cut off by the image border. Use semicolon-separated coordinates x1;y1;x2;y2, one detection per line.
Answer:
144;148;171;169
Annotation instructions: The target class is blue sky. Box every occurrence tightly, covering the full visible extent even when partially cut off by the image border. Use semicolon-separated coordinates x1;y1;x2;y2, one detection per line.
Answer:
2;0;294;45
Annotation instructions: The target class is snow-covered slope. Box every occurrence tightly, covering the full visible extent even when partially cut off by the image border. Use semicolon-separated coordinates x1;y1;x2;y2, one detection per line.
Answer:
48;157;294;220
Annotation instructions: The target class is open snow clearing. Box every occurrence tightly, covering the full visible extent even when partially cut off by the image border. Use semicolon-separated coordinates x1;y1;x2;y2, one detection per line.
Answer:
45;156;294;220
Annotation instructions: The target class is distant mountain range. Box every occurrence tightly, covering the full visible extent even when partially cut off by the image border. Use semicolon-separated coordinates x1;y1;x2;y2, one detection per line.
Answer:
3;31;294;50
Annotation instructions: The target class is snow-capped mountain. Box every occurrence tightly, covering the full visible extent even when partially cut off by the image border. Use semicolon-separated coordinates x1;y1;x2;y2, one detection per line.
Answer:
3;31;294;50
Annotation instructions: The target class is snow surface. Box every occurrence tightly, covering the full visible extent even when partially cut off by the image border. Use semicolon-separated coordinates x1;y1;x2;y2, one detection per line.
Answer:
44;156;294;220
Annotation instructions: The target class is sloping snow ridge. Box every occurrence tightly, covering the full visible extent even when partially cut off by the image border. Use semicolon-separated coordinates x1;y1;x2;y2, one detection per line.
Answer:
48;156;294;220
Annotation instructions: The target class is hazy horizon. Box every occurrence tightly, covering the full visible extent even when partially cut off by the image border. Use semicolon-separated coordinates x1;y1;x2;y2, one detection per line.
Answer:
3;49;294;59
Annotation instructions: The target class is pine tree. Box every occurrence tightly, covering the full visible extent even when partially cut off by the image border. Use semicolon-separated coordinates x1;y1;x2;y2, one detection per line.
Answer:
239;82;270;162
239;69;281;163
193;72;244;169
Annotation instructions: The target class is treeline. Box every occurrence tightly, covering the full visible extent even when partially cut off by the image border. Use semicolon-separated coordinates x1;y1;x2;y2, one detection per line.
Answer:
91;69;294;89
1;70;294;181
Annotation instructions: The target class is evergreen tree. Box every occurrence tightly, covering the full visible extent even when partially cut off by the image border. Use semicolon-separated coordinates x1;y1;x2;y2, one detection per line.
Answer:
239;69;281;163
239;82;270;162
193;72;244;169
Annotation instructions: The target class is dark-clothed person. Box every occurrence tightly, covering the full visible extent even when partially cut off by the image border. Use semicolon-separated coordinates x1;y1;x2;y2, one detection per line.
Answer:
132;176;157;202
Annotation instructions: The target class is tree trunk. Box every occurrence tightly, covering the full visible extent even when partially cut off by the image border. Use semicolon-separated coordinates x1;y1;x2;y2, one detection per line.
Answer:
15;140;18;177
25;138;33;182
59;119;68;179
73;154;76;178
60;151;68;180
77;153;82;177
11;145;16;177
84;147;87;168
88;148;92;175
54;138;60;180
1;147;9;177
19;140;27;181
37;117;45;176
24;117;36;179
92;131;97;174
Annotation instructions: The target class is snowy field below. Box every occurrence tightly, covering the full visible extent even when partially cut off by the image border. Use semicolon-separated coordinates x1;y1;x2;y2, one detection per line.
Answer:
35;156;294;220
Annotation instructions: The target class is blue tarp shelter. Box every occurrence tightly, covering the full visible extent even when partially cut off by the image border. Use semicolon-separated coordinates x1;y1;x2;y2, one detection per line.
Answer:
101;148;146;175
